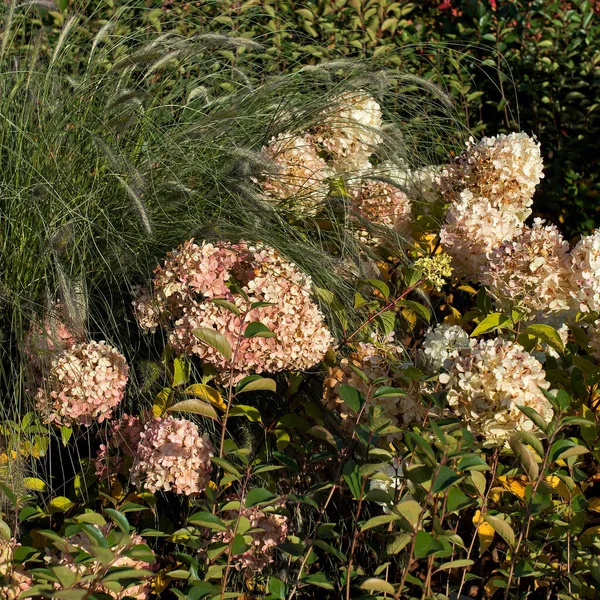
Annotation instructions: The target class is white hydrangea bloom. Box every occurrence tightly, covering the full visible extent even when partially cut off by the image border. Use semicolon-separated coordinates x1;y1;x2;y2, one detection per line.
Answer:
570;229;600;313
440;189;523;280
441;132;544;220
481;218;575;316
440;338;553;446
422;323;470;370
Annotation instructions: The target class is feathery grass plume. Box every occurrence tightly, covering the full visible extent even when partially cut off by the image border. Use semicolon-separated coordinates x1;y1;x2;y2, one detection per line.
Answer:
0;4;463;490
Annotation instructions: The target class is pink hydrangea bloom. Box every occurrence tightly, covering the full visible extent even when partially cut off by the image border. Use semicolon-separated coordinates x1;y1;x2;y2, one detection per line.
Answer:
259;133;330;216
0;537;33;600
214;504;288;570
131;416;214;495
133;240;334;381
95;414;143;478
36;340;128;426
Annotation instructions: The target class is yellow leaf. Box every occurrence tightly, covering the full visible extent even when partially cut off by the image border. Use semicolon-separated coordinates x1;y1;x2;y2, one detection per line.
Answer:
580;525;600;545
545;475;578;500
153;387;173;417
151;569;170;594
498;475;528;500
588;498;600;512
484;575;501;597
472;510;495;555
184;384;226;411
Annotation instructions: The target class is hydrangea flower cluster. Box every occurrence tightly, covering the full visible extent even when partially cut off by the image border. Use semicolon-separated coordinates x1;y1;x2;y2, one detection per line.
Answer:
441;132;544;219
131;416;214;495
215;505;288;570
0;538;33;600
133;240;333;381
414;253;454;291
258;133;330;216
322;343;425;440
56;529;153;599
94;414;143;478
351;177;412;235
481;219;574;316
440;190;523;279
35;340;128;426
439;338;553;446
570;229;600;313
421;323;470;370
313;91;383;173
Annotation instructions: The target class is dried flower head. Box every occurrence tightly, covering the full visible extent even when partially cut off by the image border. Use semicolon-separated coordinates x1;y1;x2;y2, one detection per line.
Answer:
133;240;333;381
95;414;143;478
421;323;470;371
132;416;214;495
214;504;288;570
313;91;383;173
258;133;330;216
440;190;523;280
439;338;553;446
36;341;128;426
441;132;544;219
481;219;574;316
0;537;33;600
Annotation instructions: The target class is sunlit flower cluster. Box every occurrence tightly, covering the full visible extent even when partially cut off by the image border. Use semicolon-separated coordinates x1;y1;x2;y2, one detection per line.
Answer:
131;416;214;495
351;178;412;234
313;91;383;173
56;528;153;599
481;219;574;315
133;240;333;381
440;190;523;279
570;229;600;313
216;504;288;570
36;340;128;426
421;323;470;371
441;132;544;219
322;343;424;440
439;338;553;445
95;414;143;478
414;253;454;291
259;133;330;216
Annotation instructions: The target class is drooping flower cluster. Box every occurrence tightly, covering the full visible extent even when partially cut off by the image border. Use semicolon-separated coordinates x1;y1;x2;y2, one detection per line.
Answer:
480;219;574;316
133;240;333;381
0;537;33;600
322;343;425;439
439;338;553;446
441;132;544;219
56;528;153;599
570;229;600;313
440;190;523;279
35;340;128;426
95;414;143;478
258;133;330;216
314;91;383;173
131;416;214;495
215;504;288;570
351;177;412;234
414;252;454;291
421;323;470;370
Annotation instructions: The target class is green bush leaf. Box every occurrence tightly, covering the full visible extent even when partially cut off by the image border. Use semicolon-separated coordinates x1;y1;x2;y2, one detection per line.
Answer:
360;578;395;594
191;327;232;361
236;377;277;393
471;313;511;337
484;514;516;549
339;384;362;412
168;399;219;421
245;487;276;507
244;321;277;338
229;404;262;422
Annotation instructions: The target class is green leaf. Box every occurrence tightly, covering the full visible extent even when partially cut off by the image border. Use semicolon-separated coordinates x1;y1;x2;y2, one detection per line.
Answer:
229;404;262;422
360;578;395;594
61;426;73;446
236;377;277;393
471;313;511;337
102;567;153;583
104;509;129;534
386;532;411;554
231;533;249;555
484;514;516;549
363;278;390;299
172;356;190;387
431;466;462;494
211;457;242;479
517;405;549;434
434;559;475;573
245;488;276;507
393;499;422;530
525;324;565;354
0;483;17;506
168;399;219;421
550;440;589;462
49;496;74;513
339;384;362;412
210;298;240;316
244;321;277;338
397;299;431;323
373;386;407;398
191;327;232;361
188;512;228;531
361;514;401;531
343;460;363;500
509;437;539;482
52;565;77;589
301;572;335;589
414;530;442;559
73;511;106;526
